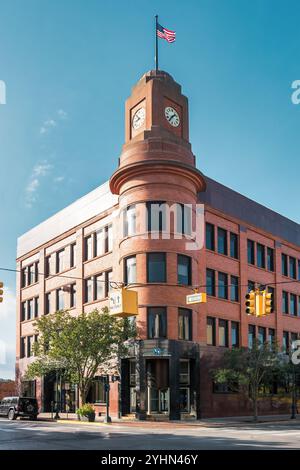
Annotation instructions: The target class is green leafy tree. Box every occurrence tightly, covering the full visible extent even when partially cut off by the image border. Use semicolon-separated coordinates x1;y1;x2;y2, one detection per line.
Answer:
213;340;280;422
25;308;137;405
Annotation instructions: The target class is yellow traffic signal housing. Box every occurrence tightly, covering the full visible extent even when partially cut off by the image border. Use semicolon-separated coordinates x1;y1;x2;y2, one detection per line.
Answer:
109;288;138;317
0;282;3;303
262;290;273;315
245;290;256;315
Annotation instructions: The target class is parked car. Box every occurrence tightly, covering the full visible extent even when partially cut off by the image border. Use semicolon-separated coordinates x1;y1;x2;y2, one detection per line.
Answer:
0;397;39;420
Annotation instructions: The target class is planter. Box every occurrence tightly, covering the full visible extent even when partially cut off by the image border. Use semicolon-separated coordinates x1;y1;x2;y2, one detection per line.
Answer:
78;413;96;422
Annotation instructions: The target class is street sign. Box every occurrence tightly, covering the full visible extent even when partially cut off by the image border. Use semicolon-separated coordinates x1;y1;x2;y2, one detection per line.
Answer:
186;292;207;305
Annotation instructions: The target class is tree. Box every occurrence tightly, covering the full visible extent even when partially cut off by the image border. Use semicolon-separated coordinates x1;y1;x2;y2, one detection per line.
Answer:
213;340;280;422
25;308;137;405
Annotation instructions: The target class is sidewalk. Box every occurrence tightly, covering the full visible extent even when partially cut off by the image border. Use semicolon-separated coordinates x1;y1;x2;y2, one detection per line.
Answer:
37;412;300;428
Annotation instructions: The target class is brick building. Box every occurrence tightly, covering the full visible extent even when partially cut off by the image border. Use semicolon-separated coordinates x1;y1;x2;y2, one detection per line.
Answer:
16;70;300;419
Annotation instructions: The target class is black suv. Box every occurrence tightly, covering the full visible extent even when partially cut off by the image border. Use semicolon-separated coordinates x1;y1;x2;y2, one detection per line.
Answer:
0;397;39;420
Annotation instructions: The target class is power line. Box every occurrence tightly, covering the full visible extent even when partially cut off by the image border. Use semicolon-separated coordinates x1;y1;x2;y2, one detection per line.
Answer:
0;266;300;290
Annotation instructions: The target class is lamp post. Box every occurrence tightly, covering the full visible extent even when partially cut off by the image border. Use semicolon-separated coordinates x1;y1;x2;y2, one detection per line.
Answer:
291;363;297;419
54;370;60;419
104;375;112;424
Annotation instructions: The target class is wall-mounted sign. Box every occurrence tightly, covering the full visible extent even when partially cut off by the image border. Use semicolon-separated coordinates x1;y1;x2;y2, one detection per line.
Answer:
109;288;138;317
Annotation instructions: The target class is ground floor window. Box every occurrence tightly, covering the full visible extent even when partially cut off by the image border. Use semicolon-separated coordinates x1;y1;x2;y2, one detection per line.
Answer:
21;380;36;397
86;378;106;403
179;388;190;413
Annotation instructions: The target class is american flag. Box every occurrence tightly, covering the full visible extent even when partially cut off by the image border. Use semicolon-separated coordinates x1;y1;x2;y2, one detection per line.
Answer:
156;23;176;43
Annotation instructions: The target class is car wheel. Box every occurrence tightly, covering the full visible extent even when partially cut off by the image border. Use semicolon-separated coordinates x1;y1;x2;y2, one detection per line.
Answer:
8;409;16;420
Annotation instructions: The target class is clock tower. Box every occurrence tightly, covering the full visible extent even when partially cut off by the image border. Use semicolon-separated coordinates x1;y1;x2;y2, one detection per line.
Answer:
110;70;206;420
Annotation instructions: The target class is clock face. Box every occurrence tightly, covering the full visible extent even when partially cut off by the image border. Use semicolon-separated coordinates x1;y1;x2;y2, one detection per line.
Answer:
165;106;180;127
132;107;145;130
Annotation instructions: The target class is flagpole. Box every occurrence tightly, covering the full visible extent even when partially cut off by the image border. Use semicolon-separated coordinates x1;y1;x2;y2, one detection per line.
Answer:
155;15;158;72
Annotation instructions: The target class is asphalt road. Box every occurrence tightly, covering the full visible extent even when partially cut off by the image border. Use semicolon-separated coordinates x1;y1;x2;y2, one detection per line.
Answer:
1;417;300;450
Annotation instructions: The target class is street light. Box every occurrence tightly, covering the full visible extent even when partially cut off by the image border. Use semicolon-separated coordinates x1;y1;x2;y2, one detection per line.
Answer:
104;375;112;424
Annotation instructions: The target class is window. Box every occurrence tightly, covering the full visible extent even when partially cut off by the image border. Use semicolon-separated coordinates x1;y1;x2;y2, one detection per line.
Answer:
176;204;192;235
70;243;76;268
179;360;190;385
289;257;296;279
45;293;51;315
147;253;166;283
217;228;227;255
218;319;228;347
28;264;35;285
27;299;34;320
85;278;93;303
34;297;39;318
298;260;300;281
282;291;289;314
147;307;167;339
35;262;39;283
206;269;215;296
256;244;265;269
21;268;26;288
206;223;215;251
218;272;228;300
291;333;298;345
147;201;166;232
207;317;216;345
95;228;104;257
290;294;297;316
178;308;192;340
267;247;274;272
107;225;113;252
56;250;65;274
123;205;136;237
282;254;288;276
70;284;76;308
230;233;238;259
93;274;103;300
107;270;113;296
124;256;137;284
283;331;289;354
21;302;26;322
27;336;34;358
247;240;255;265
89;378;106;403
84;235;93;261
230;276;239;302
248;280;255;292
231;322;239;348
56;289;64;310
45;256;51;278
258;327;266;346
20;337;26;359
177;255;191;286
268;328;275;349
248;325;256;349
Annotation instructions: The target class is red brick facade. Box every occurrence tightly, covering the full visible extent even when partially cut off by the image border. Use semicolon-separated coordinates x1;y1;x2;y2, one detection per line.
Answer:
16;70;300;419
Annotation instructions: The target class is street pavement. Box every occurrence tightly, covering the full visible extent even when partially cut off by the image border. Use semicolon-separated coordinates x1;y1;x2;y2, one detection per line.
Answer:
1;417;300;449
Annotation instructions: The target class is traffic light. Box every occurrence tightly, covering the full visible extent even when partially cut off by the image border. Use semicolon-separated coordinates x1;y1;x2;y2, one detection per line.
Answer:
0;282;3;303
245;290;256;316
262;290;273;315
245;289;273;317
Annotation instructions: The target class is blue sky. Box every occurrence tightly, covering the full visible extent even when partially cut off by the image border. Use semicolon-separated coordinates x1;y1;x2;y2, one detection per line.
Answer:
0;0;300;378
